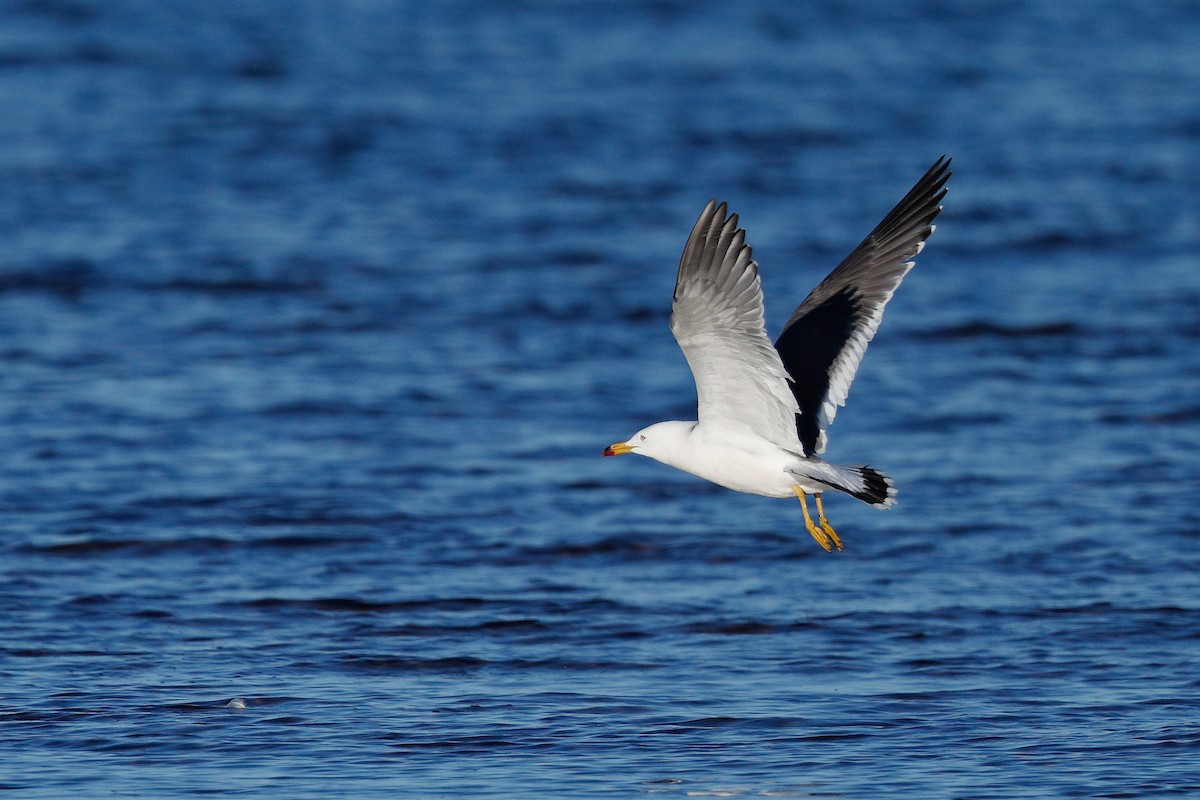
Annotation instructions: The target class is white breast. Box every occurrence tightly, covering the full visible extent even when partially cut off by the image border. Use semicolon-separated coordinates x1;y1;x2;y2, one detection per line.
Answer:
663;425;800;498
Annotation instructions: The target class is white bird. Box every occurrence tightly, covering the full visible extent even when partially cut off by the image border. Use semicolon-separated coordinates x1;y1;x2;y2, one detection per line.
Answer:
603;157;951;552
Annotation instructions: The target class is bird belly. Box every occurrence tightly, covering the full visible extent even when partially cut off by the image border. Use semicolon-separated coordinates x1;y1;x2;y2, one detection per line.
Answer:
674;437;800;498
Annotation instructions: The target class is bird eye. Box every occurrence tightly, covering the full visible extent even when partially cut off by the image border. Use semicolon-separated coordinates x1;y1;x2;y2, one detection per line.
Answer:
639;435;646;441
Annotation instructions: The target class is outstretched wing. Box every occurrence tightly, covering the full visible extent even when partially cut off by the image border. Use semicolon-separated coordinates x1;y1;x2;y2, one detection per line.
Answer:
670;200;800;450
775;156;951;456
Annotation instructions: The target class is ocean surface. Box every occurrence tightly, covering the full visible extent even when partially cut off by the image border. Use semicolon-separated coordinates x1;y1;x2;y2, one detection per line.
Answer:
2;1;1199;797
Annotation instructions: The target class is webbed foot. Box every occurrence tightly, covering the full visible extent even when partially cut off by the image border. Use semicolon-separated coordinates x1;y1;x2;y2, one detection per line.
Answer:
793;486;833;553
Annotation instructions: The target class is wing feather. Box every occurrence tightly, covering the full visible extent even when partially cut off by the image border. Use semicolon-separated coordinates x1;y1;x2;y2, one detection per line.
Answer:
775;157;952;455
670;201;800;449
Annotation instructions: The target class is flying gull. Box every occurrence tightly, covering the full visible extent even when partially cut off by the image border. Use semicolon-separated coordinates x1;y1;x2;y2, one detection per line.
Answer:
603;157;951;551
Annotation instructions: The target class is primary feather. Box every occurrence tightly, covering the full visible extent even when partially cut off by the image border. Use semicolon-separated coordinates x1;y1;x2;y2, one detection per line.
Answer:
775;156;951;454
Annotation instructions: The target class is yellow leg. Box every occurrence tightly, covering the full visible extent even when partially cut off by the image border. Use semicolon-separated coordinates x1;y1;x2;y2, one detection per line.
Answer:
814;493;843;552
793;487;832;552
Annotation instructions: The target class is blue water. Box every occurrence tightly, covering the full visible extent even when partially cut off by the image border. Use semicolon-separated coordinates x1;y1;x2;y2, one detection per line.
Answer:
2;1;1199;797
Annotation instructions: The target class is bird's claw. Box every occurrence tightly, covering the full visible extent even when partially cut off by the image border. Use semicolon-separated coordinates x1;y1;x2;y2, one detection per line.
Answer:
804;519;833;552
819;520;843;552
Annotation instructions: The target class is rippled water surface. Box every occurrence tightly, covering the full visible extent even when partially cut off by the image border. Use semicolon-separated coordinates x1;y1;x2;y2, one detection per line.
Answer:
2;2;1199;798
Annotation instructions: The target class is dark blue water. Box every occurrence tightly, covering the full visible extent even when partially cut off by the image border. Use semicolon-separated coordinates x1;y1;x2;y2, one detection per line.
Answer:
2;1;1199;797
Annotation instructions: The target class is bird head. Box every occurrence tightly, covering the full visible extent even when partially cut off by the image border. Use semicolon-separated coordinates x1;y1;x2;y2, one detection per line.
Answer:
602;421;693;460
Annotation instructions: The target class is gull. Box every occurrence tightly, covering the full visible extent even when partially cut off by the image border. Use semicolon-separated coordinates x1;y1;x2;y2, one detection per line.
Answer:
603;157;951;551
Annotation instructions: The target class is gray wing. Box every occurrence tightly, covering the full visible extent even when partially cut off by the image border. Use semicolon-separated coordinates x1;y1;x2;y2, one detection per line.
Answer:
670;200;800;449
774;157;952;456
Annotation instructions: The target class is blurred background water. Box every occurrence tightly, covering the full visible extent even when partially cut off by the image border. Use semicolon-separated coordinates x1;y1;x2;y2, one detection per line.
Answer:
1;1;1199;797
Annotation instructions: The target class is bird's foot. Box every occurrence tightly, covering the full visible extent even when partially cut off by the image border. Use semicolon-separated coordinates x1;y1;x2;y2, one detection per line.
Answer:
812;493;843;551
794;486;833;553
818;519;842;552
804;517;833;552
796;489;835;551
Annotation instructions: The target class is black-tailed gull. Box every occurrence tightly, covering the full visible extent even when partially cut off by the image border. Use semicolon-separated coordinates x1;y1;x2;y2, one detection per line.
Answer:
603;157;951;552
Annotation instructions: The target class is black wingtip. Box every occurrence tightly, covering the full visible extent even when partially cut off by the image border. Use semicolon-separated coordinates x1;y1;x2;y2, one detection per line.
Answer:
926;155;953;190
873;156;953;240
